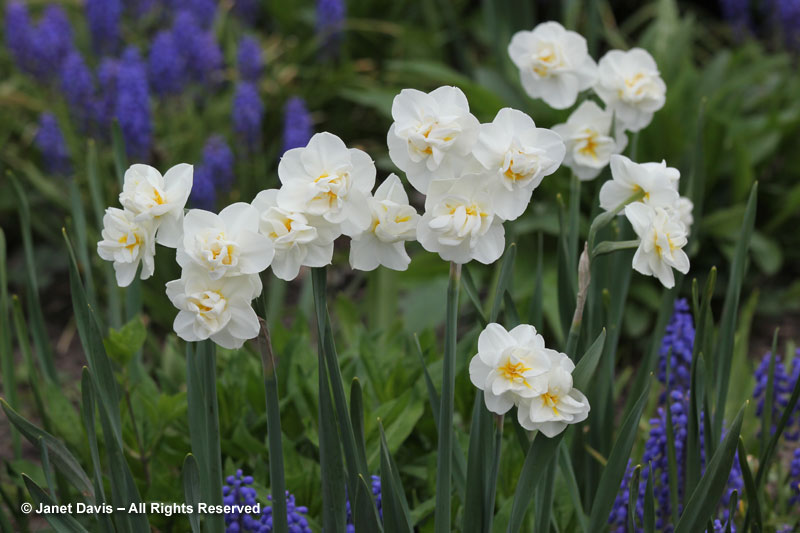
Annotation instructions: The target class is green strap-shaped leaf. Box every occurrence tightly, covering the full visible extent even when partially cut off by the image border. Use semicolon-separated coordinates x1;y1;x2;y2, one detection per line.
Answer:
755;360;800;489
490;243;516;323
0;227;21;459
182;454;202;533
461;266;488;327
737;438;762;532
462;394;491;533
643;463;655;533
558;442;588;533
674;404;745;533
713;183;757;440
110;120;128;186
572;329;606;390
588;378;652;531
350;378;369;475
23;475;88;533
81;368;115;533
379;422;413;533
627;464;642;532
354;475;383;532
1;399;93;501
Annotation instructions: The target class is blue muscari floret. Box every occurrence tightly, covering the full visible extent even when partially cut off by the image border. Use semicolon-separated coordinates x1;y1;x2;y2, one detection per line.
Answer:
233;0;259;21
774;0;800;49
149;30;186;96
608;460;634;533
282;97;313;154
95;58;119;131
713;518;736;532
237;36;263;82
753;351;799;441
173;10;223;85
232;82;264;150
719;0;751;35
790;448;800;507
345;475;383;532
222;471;312;533
35;113;71;176
5;3;75;82
86;0;122;53
60;51;95;129
203;136;235;193
181;0;217;28
316;0;346;53
115;47;152;160
5;2;34;75
658;298;695;392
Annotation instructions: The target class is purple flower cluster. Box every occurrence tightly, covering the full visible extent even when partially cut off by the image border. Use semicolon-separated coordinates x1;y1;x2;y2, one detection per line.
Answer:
148;30;186;96
190;136;235;211
60;51;96;128
233;82;264;150
222;471;312;533
773;0;800;50
790;448;800;507
753;350;800;441
35;113;71;176
658;299;695;392
316;0;346;54
719;0;752;36
86;0;122;53
345;475;383;532
238;36;263;82
4;2;75;82
282;97;314;154
115;48;153;159
174;10;223;85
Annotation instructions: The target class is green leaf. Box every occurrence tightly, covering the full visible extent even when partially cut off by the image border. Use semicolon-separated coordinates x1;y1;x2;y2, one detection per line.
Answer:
182;455;202;533
378;422;413;533
572;329;606;391
0;227;20;459
588;378;652;531
490;243;516;322
643;465;655;533
558;443;588;533
354;475;383;532
1;399;94;502
627;465;642;533
104;317;146;367
111;120;128;186
185;340;224;533
461;267;489;327
22;475;88;533
434;263;461;533
737;438;761;532
463;394;492;533
80;368;107;505
350;378;369;475
675;404;745;533
713;183;757;440
506;432;565;533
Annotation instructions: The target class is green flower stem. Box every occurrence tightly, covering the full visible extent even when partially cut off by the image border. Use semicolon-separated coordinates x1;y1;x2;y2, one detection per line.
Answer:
591;239;640;259
434;261;462;533
586;190;645;254
258;315;288;533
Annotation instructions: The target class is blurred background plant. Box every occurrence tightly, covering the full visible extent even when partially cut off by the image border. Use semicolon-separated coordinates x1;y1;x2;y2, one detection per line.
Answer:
1;0;799;531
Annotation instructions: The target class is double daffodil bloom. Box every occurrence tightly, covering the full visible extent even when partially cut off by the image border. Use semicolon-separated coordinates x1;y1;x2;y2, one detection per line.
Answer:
599;155;679;213
625;202;690;289
516;362;591;438
97;207;157;287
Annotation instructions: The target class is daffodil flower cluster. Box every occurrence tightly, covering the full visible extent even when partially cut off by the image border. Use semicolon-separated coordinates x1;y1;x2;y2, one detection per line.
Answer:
388;87;565;264
469;323;590;438
510;21;666;181
599;155;693;288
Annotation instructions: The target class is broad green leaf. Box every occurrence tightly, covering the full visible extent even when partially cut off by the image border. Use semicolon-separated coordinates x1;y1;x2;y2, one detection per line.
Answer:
104;317;146;367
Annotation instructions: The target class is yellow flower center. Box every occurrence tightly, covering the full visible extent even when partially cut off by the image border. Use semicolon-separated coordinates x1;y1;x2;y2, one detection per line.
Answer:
118;232;141;251
542;392;560;415
153;188;165;205
499;360;531;387
579;130;599;160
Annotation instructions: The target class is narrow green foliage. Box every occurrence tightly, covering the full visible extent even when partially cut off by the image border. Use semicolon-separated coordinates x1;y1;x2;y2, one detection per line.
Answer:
738;438;762;532
182;455;202;533
713;183;757;440
80;368;107;504
644;463;655;533
491;243;516;322
572;329;606;388
354;474;383;532
755;361;800;489
111;120;128;186
558;443;588;533
38;436;56;500
627;465;642;533
23;475;88;533
760;329;780;456
675;404;745;533
534;460;557;533
378;422;413;533
527;231;544;327
350;378;369;482
0;228;20;459
588;378;652;531
461;266;488;327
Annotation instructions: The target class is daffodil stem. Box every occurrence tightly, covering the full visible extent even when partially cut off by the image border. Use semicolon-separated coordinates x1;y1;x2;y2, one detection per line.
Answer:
434;261;461;533
591;239;640;259
566;244;590;358
484;414;504;531
257;315;288;533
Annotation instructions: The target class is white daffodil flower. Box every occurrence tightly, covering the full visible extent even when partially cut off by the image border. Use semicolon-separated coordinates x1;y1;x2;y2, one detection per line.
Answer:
672;196;694;235
386;86;480;194
552;100;626;181
119;163;193;248
176;202;274;280
468;323;560;415
599;155;679;213
507;21;598;110
349;174;420;272
277;132;376;236
594;48;666;132
416;173;505;265
625;202;690;289
516;361;591;438
472;108;565;220
166;269;262;349
97;207;157;287
252;189;340;281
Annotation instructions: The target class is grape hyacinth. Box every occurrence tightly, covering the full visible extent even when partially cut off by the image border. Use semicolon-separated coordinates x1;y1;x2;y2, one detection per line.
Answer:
232;82;264;150
190;165;216;211
6;3;75;82
608;461;635;532
316;0;346;54
719;0;752;36
753;351;800;441
237;36;263;82
183;0;217;28
86;0;122;53
95;58;119;132
790;448;800;507
203;136;235;193
282;97;313;154
149;30;186;96
115;47;152;160
345;475;382;532
35;113;72;176
174;10;223;85
222;471;312;533
658;298;695;393
773;0;800;50
4;2;34;76
60;51;95;129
